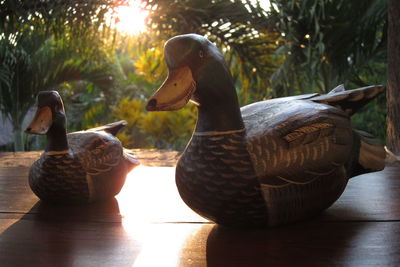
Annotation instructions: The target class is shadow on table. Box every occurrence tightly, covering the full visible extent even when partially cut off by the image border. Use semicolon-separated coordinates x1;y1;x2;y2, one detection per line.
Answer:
0;199;140;267
203;220;367;267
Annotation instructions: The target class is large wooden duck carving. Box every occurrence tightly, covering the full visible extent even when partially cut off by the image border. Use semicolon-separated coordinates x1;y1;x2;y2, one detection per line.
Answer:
25;91;139;204
146;34;385;227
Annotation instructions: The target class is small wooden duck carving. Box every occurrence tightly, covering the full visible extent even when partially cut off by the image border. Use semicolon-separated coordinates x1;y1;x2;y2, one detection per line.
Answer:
25;91;139;204
146;34;386;227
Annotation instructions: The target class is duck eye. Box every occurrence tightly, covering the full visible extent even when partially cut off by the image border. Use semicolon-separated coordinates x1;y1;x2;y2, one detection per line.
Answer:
199;50;204;58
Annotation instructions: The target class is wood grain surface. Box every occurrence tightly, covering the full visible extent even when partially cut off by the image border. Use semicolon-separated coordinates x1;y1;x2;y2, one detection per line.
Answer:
0;152;399;266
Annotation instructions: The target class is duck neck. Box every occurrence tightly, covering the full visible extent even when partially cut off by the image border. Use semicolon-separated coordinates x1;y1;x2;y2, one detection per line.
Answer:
194;79;244;133
45;113;69;152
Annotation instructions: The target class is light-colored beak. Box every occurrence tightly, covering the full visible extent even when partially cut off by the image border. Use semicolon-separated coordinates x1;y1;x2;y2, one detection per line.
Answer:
146;66;196;111
25;106;52;135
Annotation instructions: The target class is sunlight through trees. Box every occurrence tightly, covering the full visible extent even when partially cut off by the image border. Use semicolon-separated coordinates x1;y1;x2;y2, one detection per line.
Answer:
0;0;390;151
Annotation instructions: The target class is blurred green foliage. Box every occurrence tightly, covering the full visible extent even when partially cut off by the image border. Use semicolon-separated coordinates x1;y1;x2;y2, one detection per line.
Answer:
136;0;387;143
351;93;387;144
110;97;196;150
0;0;388;151
0;0;118;151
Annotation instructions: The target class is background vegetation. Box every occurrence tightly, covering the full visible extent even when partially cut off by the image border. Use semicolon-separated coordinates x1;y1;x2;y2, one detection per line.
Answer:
0;0;387;151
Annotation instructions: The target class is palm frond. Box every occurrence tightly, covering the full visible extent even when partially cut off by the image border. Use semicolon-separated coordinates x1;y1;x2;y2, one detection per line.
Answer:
269;0;387;93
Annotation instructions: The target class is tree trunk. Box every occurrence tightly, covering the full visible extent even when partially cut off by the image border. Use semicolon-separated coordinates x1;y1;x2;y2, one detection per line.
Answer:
12;104;27;152
387;0;400;156
13;126;24;151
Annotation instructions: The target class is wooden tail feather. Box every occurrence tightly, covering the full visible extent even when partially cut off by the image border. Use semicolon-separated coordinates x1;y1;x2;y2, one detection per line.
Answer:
310;85;385;116
351;130;385;177
89;120;128;136
123;148;140;170
358;139;386;171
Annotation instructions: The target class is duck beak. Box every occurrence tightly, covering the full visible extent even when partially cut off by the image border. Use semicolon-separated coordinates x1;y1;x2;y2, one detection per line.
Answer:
25;106;52;135
146;66;196;111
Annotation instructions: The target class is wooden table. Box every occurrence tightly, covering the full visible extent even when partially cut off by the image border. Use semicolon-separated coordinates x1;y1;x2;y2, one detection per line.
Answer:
0;152;399;266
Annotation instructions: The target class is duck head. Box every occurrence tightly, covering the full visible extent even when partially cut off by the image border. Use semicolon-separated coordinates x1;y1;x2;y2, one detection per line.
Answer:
146;34;238;112
26;91;66;135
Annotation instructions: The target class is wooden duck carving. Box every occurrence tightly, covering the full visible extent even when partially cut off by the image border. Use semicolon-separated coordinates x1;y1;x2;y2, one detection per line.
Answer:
146;34;386;227
25;91;139;204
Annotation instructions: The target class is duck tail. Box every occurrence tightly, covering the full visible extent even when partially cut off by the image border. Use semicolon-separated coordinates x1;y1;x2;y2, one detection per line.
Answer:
310;85;385;116
123;148;140;171
90;120;128;136
349;130;385;177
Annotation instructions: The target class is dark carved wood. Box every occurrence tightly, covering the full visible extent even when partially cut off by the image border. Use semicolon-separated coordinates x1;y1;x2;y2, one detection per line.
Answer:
176;131;268;227
146;34;385;227
25;91;139;204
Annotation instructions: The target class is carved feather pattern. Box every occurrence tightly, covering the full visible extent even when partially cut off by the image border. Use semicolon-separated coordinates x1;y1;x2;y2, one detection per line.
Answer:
283;122;335;147
260;166;347;226
237;97;355;225
29;153;89;203
68;132;123;176
176;131;269;227
310;85;385;115
29;130;129;203
175;85;382;226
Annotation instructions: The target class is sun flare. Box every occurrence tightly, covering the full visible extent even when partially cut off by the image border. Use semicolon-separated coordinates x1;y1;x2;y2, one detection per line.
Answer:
114;0;149;35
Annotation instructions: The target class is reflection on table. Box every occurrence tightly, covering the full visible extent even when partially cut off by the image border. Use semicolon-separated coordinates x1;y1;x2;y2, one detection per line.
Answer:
0;162;400;266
